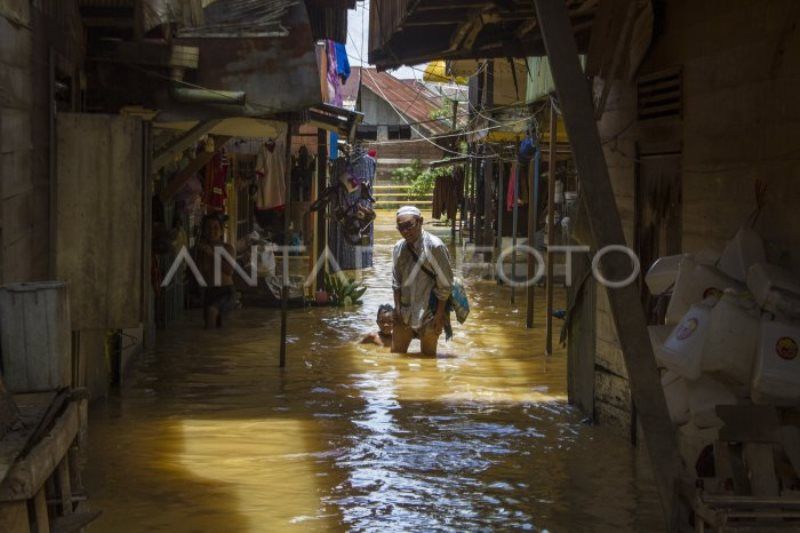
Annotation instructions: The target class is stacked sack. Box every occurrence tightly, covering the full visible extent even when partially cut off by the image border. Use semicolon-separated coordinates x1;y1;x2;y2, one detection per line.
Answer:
645;227;800;470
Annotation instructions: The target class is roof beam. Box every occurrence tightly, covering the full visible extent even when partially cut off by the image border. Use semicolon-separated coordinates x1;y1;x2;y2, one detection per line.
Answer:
152;120;220;173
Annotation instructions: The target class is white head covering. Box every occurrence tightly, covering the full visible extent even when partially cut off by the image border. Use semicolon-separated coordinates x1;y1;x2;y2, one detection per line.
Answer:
396;205;422;218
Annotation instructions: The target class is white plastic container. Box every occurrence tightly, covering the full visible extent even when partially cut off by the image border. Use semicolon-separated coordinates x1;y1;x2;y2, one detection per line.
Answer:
657;301;714;379
687;376;738;428
665;255;741;325
751;317;800;405
0;282;72;392
747;263;800;313
718;226;766;282
702;290;760;386
648;324;674;351
645;254;684;296
662;370;690;424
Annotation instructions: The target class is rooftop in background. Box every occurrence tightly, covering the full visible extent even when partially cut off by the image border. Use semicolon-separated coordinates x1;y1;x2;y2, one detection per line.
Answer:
345;67;453;135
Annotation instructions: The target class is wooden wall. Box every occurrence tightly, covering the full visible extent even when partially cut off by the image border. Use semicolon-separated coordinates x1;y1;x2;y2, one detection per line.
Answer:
0;0;84;284
589;0;800;435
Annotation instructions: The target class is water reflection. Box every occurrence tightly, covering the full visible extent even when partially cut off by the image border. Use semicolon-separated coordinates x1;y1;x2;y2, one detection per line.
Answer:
84;214;663;532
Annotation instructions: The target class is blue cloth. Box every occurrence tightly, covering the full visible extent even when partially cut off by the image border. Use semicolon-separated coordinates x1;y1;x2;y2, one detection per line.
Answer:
518;136;536;163
330;132;339;159
333;42;350;81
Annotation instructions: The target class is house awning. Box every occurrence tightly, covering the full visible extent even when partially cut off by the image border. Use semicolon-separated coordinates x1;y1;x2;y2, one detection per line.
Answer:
423;61;468;85
304;103;364;140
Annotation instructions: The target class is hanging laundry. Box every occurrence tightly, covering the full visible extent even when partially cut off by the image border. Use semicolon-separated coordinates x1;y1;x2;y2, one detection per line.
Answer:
206;152;229;213
432;166;465;220
333;42;350;82
328;148;377;269
326;40;343;106
255;138;286;210
506;162;520;212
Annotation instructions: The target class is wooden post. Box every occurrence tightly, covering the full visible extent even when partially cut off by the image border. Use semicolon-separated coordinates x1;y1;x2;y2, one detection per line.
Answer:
495;161;504;278
315;129;328;292
526;148;541;328
545;102;558;355
482;158;494;261
279;126;293;368
34;487;50;533
511;158;520;303
469;147;477;242
451;100;459;241
57;458;73;516
532;0;684;528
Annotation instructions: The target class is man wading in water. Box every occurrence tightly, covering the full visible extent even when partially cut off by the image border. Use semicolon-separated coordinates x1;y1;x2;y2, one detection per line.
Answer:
391;206;454;356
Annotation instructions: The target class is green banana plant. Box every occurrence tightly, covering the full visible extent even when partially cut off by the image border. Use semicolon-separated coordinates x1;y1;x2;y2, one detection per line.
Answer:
323;272;366;306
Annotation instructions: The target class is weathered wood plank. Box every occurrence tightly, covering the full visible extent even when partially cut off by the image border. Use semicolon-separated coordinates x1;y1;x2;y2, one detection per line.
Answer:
742;444;779;498
0;403;79;502
533;0;684;528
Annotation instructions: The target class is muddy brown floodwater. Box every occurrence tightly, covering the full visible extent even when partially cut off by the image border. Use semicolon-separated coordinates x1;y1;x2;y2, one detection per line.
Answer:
84;214;665;532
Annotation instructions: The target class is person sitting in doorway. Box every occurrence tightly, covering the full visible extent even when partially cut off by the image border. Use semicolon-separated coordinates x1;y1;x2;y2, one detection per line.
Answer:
195;213;236;329
360;304;394;347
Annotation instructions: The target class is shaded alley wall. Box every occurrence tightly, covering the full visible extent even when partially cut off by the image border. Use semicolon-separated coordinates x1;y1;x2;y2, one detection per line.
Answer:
591;0;800;434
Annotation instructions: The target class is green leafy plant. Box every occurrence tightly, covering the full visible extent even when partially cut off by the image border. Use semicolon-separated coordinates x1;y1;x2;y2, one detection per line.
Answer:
409;165;453;199
323;272;367;307
390;159;424;183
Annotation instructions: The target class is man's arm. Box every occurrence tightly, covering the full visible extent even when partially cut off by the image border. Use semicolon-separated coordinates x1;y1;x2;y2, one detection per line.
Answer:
429;243;453;334
392;243;404;324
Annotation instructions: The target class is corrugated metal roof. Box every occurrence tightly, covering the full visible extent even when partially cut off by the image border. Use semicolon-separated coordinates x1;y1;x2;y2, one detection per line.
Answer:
358;67;450;135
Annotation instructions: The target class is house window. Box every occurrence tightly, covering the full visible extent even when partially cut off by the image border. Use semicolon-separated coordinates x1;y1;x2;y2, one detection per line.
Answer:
387;125;411;140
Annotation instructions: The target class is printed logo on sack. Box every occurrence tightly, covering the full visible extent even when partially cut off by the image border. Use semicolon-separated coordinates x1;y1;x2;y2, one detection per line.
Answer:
702;287;723;300
675;318;698;341
775;336;799;361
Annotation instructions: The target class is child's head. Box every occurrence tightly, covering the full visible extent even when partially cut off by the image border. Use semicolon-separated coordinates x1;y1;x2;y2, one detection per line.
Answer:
376;304;394;335
201;214;224;241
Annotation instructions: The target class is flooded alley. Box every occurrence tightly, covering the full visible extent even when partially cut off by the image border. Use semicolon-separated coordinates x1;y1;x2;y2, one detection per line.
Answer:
84;216;663;532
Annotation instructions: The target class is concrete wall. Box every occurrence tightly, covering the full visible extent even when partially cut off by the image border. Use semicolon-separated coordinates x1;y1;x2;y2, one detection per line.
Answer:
591;0;800;434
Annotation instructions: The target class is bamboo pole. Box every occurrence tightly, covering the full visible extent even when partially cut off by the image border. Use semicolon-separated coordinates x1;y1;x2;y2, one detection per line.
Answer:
315;129;328;292
511;158;520;303
526;148;540;328
545;101;558;355
495;160;504;281
279;126;293;368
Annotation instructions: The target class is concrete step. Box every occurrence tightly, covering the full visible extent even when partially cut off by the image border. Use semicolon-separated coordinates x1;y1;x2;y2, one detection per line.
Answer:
373;186;413;193
374;201;433;210
372;193;432;200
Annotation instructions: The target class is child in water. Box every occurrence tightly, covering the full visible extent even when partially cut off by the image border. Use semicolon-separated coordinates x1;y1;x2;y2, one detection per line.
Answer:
360;304;394;347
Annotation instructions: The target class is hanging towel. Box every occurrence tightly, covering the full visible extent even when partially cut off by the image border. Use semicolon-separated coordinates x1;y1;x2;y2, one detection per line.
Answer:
255;140;286;210
506;162;519;212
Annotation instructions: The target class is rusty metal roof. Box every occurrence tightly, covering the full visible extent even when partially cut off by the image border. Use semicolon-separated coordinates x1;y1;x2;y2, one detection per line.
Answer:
358;67;450;135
